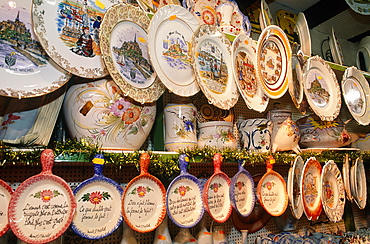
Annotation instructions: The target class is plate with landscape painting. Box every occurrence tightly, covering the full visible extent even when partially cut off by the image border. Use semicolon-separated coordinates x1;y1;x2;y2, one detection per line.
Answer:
0;179;13;237
148;5;200;97
191;24;239;110
100;3;165;104
303;55;341;121
0;0;70;98
232;33;269;112
32;0;118;78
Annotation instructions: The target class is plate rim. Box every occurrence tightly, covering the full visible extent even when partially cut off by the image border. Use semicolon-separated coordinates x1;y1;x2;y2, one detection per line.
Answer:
294;12;311;56
353;158;367;209
287;155;304;219
0;179;13;237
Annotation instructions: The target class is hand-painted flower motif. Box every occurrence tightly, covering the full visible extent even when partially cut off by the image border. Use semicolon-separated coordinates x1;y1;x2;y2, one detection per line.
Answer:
79;191;112;204
174;185;192;196
235;181;245;190
210;183;222;193
129;186;153;198
30;189;63;202
89;191;103;204
122;107;141;125
262;181;275;190
110;98;131;116
202;10;216;25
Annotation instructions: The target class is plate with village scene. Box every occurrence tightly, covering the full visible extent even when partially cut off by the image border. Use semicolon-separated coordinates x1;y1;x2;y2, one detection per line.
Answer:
191;24;239;110
0;0;70;98
148;5;200;97
256;25;292;99
232;33;269;112
303;55;341;121
32;0;118;78
341;66;370;125
100;3;165;104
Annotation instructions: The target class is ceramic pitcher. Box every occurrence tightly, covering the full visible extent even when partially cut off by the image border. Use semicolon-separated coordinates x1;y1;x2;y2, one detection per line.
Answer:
237;119;272;152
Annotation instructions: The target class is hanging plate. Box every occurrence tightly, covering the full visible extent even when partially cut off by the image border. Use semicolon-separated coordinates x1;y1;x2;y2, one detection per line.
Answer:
294;12;311;56
353;158;367;210
0;179;13;237
287;156;304;219
329;27;345;65
290;52;305;109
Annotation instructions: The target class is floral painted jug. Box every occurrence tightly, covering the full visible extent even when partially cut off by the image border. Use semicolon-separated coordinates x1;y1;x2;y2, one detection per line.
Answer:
198;121;237;149
237;119;272;152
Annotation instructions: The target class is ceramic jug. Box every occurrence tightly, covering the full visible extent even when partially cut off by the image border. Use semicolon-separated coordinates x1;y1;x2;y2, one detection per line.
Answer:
120;221;138;244
237;119;272;152
198;121;237;149
212;225;228;244
153;216;172;244
173;228;198;244
196;215;212;244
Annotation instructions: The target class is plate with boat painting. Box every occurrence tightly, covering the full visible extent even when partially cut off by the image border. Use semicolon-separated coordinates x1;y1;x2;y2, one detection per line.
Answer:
303;55;341;121
0;0;70;98
32;0;118;78
100;3;165;104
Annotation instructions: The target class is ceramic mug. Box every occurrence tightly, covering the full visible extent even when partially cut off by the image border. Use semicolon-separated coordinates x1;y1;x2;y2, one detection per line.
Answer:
237;119;272;152
198;121;237;149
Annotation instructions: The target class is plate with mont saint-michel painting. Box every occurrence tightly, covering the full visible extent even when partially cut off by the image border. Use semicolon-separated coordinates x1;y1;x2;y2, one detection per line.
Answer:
191;24;239;110
303;55;341;121
100;3;165;104
0;0;70;98
32;0;121;78
148;4;200;97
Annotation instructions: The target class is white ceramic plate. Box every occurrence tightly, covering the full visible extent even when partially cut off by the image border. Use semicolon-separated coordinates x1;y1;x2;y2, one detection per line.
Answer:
353;158;367;209
321;160;345;222
191;24;239;110
259;0;274;31
256;25;292;99
287;156;304;219
290;52;305;109
342;66;370;125
232;33;269;112
0;0;70;98
342;154;353;201
0;179;13;237
303;55;341;121
100;3;165;104
294;12;311;56
32;0;117;78
345;0;370;15
148;5;200;97
329;27;345;65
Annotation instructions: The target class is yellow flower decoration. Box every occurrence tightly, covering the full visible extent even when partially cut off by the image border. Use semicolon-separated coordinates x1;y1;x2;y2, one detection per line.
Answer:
308;117;338;130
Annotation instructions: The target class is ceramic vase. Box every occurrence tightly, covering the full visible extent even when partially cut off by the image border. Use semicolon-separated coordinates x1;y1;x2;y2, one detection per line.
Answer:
164;94;197;151
198;121;237;149
237;119;272;152
120;221;138;244
63;79;156;150
173;228;198;244
153;216;172;244
212;225;228;244
196;215;212;244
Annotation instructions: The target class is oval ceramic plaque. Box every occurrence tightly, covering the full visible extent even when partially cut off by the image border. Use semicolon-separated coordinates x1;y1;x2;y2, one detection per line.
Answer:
0;179;13;237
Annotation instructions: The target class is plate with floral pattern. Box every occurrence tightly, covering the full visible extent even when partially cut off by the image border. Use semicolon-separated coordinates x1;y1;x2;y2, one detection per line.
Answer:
301;157;322;221
32;0;119;78
100;3;165;103
8;149;76;244
122;153;166;233
256;25;292;99
166;154;204;228
148;5;200;97
0;0;71;98
303;55;341;121
341;66;370;125
321;160;345;222
287;156;304;219
0;179;13;237
232;33;269;112
192;24;239;110
202;153;232;223
182;0;218;25
71;154;123;239
353;158;367;209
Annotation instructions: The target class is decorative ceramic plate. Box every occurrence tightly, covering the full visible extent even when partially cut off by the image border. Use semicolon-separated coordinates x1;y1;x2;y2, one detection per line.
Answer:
287;156;304;219
259;0;274;31
32;0;118;78
0;179;13;237
229;162;255;217
303;55;341;121
290;52;305;109
301;157;322;221
192;24;239;110
353;158;367;209
166;154;204;228
256;25;292;99
321;160;345;222
122;153;166;233
342;66;370;125
0;0;70;98
294;12;311;56
345;0;370;15
185;0;218;25
329;27;345;65
275;9;297;42
202;153;232;223
136;0;181;13
71;155;123;239
100;3;165;104
257;165;288;217
8;149;76;244
232;33;269;112
342;154;353;201
148;5;200;97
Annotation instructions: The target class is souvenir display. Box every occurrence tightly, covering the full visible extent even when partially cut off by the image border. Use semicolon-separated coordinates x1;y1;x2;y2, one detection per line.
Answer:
8;149;76;243
259;0;274;31
32;0;116;78
256;25;292;99
345;0;370;15
99;3;165;103
303;55;341;121
237;119;272;152
275;10;297;42
202;153;232;223
217;0;252;36
166;154;204;228
356;36;370;72
329;27;345;65
294;12;311;56
341;66;370;125
122;153;166;233
321;160;345;222
232;33;269;113
0;179;13;237
287;156;304;219
342;154;353;201
71;155;123;239
191;24;239;110
257;157;289;217
198;121;237;149
0;0;70;98
148;5;200;97
301;157;322;221
352;158;367;210
290;52;305;109
63;79;156;150
229;161;255;217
